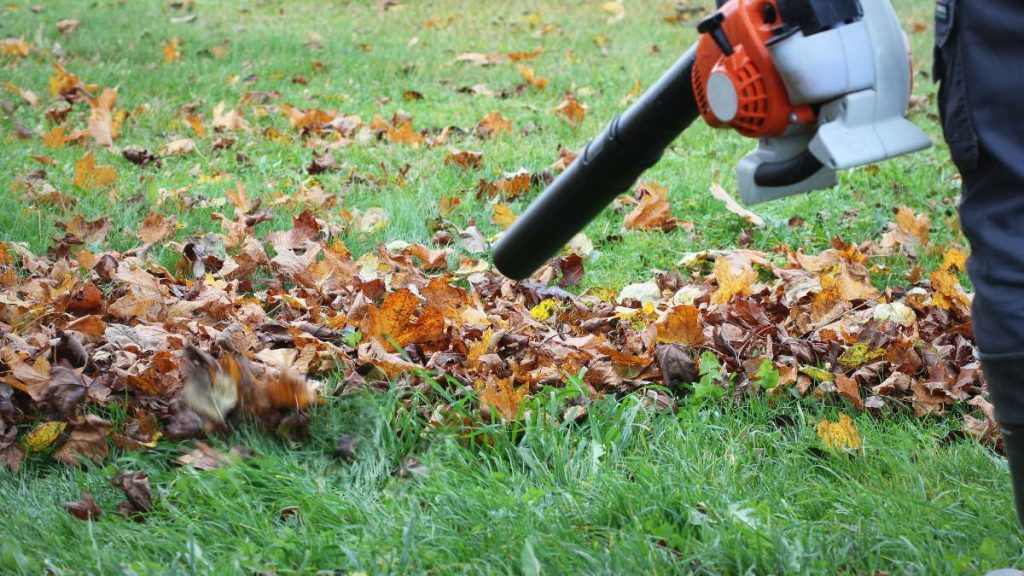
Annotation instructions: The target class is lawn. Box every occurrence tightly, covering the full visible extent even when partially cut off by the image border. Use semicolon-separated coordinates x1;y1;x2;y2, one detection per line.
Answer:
1;0;1021;574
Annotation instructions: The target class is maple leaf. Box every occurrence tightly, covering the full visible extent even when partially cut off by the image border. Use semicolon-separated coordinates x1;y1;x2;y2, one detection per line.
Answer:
161;138;195;155
491;204;517;229
711;257;756;304
930;269;972;314
0;37;31;57
73;152;118;190
62;491;101;521
139;212;177;244
3;82;39;106
477;377;528;420
624;182;679;231
816;414;862;451
385;118;425;146
656;305;704;346
362;288;446;350
554;93;587;127
477;111;513;138
478;169;533;199
213;101;249;132
444;148;482;170
56;19;81;35
835;374;865;410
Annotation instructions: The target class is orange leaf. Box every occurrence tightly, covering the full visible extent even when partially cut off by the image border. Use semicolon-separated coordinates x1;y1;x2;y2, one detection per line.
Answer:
362;289;446;350
711;257;756;304
835;374;864;410
656;305;703;345
554;93;587;127
385;119;424;146
623;182;677;231
163;37;180;63
478;111;513;138
444;148;482;170
477;376;527;420
73;152;118;190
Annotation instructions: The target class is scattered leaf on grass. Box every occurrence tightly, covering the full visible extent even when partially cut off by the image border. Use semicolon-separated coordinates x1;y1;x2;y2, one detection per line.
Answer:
816;414;862;451
709;182;764;226
62;491;101;521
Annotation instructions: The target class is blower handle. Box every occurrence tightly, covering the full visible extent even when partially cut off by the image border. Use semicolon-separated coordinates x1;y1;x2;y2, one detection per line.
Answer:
492;45;701;280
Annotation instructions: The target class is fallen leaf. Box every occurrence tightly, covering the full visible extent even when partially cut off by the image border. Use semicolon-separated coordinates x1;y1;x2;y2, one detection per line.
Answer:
624;182;678;231
161;138;195;156
477;376;527;420
711;257;756;304
163;37;180;63
477;111;513;138
73;152;118;190
656;305;703;346
491;204;517;229
62;491;101;521
816;413;862;451
110;469;152;519
554;93;587;127
709;182;764;226
444;148;482;170
56;19;81;35
87;88;118;147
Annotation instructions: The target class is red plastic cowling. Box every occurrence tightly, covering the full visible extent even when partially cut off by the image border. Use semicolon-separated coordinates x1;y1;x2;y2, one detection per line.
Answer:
691;0;815;138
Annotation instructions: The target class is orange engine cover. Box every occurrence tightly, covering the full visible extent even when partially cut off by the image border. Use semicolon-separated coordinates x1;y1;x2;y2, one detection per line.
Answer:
692;0;815;139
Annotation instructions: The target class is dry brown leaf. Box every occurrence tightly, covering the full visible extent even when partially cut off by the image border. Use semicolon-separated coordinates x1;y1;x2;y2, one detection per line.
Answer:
161;138;195;156
87;87;118;147
709;182;764;226
444;148;482;170
624;182;678;232
213;101;249;132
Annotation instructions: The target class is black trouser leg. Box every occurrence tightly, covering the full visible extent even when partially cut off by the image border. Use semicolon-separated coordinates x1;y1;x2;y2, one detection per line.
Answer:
935;0;1024;528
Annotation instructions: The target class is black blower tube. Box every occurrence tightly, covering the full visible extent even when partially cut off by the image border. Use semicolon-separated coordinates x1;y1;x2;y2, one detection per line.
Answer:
493;45;701;280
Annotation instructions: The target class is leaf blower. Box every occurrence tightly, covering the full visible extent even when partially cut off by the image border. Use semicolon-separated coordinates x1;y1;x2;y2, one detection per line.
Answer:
492;0;931;280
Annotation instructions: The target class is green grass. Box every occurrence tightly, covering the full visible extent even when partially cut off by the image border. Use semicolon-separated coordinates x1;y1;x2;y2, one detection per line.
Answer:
0;0;1019;573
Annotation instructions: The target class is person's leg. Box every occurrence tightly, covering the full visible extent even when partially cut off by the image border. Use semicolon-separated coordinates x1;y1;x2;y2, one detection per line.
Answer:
936;0;1024;525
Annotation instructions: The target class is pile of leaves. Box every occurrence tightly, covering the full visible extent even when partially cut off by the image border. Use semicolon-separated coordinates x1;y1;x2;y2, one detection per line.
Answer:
0;189;996;472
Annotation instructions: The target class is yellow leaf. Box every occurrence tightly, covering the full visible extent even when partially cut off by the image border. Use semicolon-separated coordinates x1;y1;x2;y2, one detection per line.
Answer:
491;204;517;229
711;257;756;304
940;247;968;272
74;152;118;190
816;414;862;451
518;64;548;90
529;299;559;321
25;421;67;452
930;269;971;313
